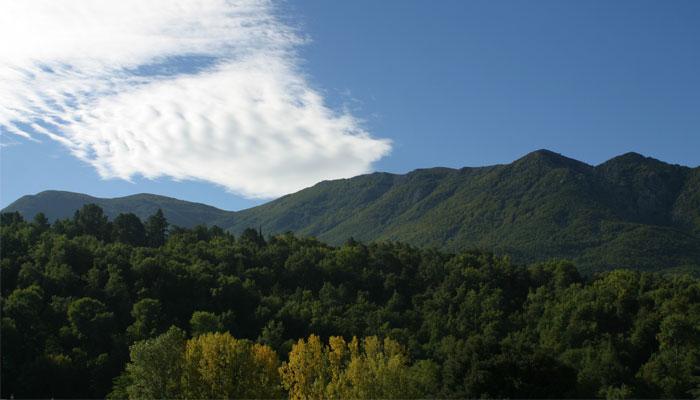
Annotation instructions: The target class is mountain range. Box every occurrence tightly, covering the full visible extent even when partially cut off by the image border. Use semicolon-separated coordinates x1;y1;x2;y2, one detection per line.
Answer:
4;150;699;274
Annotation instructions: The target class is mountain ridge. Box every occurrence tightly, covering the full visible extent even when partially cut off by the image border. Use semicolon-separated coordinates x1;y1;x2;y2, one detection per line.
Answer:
4;150;699;273
4;190;231;228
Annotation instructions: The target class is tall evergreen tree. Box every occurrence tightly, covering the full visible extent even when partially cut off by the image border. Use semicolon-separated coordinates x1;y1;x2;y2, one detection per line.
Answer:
74;204;110;240
113;213;146;247
32;212;50;232
145;209;168;247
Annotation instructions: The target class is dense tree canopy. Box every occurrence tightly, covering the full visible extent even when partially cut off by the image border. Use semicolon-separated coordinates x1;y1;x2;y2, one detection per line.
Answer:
1;204;699;398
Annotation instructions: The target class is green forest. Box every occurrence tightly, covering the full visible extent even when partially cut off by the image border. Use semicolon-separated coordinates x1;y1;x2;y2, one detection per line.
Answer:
2;205;699;398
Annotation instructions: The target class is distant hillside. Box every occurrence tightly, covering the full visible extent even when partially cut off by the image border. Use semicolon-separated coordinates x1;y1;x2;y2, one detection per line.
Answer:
3;191;231;228
4;150;699;273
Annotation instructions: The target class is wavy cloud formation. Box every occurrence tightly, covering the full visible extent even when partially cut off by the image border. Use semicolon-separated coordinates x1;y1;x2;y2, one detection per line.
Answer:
0;0;391;198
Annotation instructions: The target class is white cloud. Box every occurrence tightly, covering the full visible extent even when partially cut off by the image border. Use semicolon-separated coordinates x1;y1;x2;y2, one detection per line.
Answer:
0;0;391;198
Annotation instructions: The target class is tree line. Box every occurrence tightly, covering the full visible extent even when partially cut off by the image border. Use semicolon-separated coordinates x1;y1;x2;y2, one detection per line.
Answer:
1;205;699;398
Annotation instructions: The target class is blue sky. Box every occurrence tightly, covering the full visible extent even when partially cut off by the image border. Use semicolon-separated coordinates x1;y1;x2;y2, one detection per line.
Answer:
1;0;699;210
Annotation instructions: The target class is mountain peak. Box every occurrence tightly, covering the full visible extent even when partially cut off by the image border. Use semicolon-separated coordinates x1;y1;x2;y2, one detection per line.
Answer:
598;152;671;170
519;149;572;162
529;148;560;157
514;149;591;171
34;190;96;198
619;151;646;159
603;152;648;164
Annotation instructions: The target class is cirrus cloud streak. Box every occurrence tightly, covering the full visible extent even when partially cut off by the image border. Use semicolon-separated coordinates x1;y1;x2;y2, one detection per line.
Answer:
0;0;391;198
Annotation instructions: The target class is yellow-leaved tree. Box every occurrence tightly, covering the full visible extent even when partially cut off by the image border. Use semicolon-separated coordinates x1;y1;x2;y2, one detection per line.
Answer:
182;332;283;399
278;334;329;400
280;335;437;399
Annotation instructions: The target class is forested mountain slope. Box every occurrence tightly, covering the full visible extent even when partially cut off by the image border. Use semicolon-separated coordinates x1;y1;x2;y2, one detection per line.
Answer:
225;150;700;273
5;150;699;273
